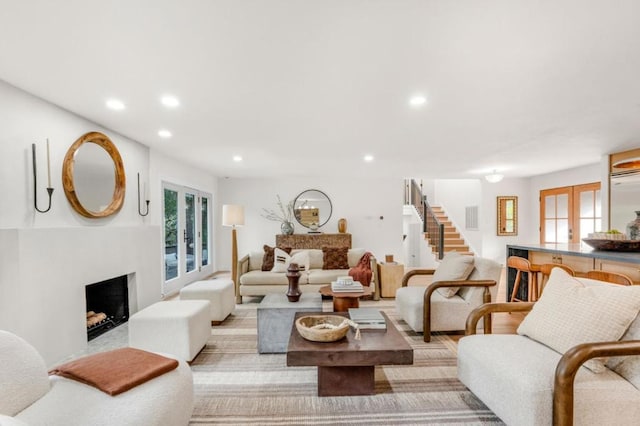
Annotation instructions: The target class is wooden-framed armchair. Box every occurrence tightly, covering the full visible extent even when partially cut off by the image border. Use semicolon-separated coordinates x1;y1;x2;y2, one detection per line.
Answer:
394;257;501;342
458;281;640;425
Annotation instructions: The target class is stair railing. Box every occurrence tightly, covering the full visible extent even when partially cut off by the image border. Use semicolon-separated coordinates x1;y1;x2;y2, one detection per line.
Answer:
424;198;445;260
404;179;425;225
404;179;444;260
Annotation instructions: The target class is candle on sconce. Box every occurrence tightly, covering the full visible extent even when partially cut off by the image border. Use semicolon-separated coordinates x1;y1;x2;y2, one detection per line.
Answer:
46;138;52;188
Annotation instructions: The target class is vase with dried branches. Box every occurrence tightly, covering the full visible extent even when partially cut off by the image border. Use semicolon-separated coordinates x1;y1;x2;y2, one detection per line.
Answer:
261;195;295;235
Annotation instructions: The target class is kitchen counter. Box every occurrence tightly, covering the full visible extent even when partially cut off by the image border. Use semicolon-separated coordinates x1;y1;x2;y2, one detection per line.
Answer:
505;243;640;301
507;243;640;265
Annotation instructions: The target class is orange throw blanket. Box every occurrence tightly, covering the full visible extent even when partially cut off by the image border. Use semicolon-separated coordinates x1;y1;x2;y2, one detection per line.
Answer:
49;347;179;396
349;251;373;287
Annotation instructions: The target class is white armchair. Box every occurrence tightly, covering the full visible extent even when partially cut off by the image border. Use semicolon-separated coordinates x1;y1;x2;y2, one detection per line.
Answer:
458;269;640;425
395;255;501;342
0;330;194;426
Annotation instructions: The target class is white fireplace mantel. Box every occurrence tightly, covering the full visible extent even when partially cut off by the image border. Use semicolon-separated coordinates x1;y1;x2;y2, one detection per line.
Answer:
0;225;162;367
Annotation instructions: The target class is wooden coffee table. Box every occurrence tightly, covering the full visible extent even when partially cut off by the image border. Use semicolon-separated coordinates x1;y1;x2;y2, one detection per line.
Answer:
319;285;373;312
286;311;413;396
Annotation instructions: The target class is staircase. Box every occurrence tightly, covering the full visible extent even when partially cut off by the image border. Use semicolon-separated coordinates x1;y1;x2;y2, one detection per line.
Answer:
427;206;473;256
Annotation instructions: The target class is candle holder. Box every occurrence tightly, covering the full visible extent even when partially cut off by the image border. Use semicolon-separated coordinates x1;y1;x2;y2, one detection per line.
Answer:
32;143;54;213
137;173;150;216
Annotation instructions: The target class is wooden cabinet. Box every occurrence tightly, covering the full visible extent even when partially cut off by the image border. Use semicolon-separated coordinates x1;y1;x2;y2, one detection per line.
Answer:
529;252;596;277
378;263;405;298
595;259;640;283
507;245;640;298
275;233;351;249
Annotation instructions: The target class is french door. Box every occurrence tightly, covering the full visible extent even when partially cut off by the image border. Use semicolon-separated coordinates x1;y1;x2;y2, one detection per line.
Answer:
540;183;601;244
163;182;212;292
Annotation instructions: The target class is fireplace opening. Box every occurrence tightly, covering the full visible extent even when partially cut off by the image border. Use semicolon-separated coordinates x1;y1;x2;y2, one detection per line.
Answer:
85;274;129;341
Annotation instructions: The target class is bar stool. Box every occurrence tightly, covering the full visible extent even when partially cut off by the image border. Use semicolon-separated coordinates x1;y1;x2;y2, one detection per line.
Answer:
508;256;539;302
537;263;576;297
585;270;633;286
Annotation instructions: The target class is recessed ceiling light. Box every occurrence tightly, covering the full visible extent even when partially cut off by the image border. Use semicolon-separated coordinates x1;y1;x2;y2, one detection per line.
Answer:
364;155;374;162
233;155;243;162
161;95;180;108
106;98;125;110
409;95;427;107
158;129;172;138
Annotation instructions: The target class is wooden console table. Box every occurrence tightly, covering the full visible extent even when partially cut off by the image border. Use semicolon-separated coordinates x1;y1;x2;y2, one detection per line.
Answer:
276;233;352;249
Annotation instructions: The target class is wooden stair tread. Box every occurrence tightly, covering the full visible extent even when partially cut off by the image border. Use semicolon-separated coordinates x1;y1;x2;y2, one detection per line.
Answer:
424;206;473;256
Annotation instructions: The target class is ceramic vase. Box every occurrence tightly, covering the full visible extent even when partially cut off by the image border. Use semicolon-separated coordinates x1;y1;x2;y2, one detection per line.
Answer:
627;211;640;240
286;263;301;302
338;218;347;233
281;221;294;235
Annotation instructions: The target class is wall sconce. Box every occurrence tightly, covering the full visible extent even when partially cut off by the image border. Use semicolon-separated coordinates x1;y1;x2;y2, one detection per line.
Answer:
485;170;504;183
32;140;54;213
137;173;150;216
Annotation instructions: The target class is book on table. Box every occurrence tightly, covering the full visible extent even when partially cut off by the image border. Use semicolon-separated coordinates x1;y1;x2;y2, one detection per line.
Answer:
331;281;363;292
348;307;387;329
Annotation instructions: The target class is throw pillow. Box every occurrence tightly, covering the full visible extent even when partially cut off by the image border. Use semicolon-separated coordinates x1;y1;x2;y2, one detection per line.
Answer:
261;245;291;271
517;268;640;373
271;248;310;273
606;312;640;390
322;247;350;270
432;252;475;298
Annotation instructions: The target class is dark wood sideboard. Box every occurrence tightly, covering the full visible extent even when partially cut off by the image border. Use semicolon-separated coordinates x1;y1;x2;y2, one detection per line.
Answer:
276;233;352;249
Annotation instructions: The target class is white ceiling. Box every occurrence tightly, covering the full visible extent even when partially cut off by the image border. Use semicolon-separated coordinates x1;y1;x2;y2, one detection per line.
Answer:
1;0;640;179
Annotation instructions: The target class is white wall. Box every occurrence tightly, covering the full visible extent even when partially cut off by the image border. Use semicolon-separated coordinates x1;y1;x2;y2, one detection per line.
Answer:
0;82;150;229
0;80;217;365
216;177;404;268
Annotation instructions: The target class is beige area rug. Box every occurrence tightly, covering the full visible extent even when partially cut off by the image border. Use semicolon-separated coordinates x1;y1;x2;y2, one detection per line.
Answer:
189;300;503;425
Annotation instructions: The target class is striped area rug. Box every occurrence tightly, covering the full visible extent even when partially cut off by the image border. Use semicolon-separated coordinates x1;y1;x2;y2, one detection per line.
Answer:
189;300;502;425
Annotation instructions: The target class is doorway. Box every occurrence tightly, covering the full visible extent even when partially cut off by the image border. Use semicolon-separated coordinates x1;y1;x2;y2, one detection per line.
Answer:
163;182;212;293
539;182;601;244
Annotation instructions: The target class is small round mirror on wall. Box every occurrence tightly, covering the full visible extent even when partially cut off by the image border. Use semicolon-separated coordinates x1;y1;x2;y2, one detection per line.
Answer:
293;189;332;230
62;131;126;218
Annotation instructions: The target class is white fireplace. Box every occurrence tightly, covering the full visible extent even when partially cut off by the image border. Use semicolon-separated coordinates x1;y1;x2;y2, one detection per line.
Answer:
0;226;161;367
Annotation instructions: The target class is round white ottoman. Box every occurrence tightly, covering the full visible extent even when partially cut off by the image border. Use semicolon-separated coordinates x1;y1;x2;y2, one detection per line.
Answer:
179;279;235;324
128;300;211;362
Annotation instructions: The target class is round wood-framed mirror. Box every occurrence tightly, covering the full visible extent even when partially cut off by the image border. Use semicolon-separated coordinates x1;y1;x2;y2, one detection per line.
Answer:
293;189;332;229
62;131;126;218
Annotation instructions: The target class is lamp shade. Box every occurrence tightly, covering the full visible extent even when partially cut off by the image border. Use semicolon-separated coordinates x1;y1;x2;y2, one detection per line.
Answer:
222;204;245;227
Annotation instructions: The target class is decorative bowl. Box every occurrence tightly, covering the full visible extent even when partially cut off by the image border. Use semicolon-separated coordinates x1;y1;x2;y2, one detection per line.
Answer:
582;238;640;252
295;315;349;342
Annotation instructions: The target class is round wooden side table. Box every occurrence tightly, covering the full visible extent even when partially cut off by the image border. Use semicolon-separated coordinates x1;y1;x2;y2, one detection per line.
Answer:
319;285;373;312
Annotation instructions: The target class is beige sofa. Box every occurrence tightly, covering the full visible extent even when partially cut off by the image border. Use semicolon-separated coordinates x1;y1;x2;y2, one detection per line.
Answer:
236;248;379;303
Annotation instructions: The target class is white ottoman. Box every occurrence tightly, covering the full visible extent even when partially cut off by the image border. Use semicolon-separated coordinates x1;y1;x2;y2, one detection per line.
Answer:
179;279;235;324
128;300;211;362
